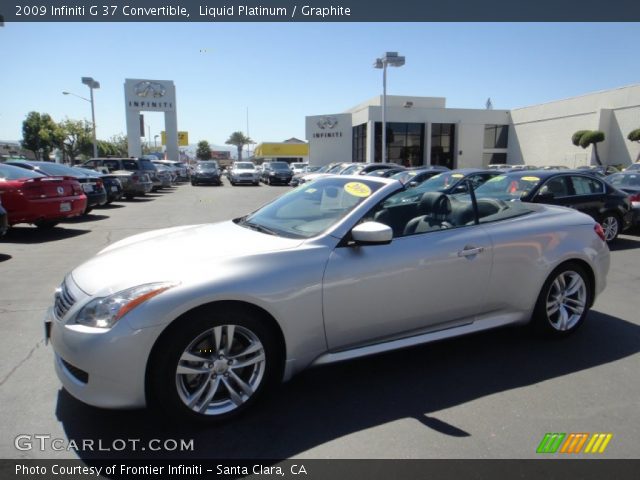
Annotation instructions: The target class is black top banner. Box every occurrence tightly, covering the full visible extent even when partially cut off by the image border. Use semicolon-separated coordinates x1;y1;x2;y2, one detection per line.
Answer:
1;0;640;22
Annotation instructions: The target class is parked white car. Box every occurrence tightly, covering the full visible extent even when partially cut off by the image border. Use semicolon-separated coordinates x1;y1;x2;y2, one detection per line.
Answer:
229;161;260;186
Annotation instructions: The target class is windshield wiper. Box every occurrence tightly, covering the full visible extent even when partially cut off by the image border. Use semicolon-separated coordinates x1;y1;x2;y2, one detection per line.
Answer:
239;219;278;236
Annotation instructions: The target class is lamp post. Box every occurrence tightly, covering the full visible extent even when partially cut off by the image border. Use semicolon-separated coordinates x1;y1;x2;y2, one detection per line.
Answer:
154;135;159;149
81;77;100;158
373;52;405;163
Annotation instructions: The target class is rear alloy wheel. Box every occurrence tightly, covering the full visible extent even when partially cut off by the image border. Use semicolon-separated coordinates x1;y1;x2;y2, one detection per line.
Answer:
600;214;620;243
152;308;280;423
532;263;591;336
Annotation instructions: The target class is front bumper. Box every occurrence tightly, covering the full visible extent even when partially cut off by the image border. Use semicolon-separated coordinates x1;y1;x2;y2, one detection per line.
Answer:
231;175;259;184
47;304;163;409
193;175;221;184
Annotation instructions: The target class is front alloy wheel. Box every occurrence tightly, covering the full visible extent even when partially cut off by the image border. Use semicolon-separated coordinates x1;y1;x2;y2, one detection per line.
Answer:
600;214;620;242
176;325;266;416
151;308;280;422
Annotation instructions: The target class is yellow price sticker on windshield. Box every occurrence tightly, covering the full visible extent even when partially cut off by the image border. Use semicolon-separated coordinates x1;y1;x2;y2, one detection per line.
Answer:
451;173;464;178
521;176;540;182
304;188;317;194
344;182;372;198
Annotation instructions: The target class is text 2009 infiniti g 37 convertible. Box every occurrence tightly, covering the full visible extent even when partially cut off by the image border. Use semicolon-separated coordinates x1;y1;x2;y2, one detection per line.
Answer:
46;176;609;422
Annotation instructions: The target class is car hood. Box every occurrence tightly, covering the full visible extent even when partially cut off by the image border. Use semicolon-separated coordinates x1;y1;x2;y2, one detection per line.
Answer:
71;221;304;295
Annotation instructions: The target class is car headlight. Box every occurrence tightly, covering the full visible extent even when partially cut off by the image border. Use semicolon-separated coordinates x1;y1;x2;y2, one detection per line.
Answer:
74;282;178;329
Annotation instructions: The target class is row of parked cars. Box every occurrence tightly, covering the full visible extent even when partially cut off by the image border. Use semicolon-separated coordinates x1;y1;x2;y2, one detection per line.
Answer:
0;157;188;234
189;160;309;187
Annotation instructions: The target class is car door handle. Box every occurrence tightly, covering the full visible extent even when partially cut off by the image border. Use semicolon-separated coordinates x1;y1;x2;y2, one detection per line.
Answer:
457;247;484;257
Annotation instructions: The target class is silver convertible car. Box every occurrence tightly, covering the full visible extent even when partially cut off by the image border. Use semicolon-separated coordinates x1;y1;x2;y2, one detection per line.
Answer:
46;176;610;422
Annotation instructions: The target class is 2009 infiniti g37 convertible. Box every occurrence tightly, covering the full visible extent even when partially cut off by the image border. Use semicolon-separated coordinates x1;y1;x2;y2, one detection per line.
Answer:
46;176;609;422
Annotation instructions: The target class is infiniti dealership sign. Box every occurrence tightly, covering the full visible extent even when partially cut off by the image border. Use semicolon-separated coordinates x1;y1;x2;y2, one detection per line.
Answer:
305;113;352;165
126;79;175;111
124;78;179;159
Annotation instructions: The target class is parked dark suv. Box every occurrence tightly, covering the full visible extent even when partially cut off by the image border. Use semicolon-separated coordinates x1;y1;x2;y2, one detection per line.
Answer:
83;158;154;199
261;161;293;185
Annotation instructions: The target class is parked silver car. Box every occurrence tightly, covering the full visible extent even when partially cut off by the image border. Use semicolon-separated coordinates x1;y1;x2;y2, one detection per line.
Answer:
46;176;609;422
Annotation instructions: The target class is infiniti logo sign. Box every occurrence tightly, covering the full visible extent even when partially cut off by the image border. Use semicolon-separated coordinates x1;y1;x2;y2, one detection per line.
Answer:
317;116;338;130
134;81;166;98
57;187;64;195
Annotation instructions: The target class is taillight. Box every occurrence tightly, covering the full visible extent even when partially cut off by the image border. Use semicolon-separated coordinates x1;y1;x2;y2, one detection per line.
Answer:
131;175;139;183
629;193;640;202
594;223;606;242
96;179;103;189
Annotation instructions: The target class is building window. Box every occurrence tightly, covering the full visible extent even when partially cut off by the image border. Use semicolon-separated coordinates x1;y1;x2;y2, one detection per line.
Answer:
484;125;509;149
483;153;507;165
352;124;367;163
374;122;424;166
431;123;456;169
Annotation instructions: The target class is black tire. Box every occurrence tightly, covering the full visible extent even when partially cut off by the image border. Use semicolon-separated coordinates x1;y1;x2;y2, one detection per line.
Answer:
150;306;281;423
600;213;621;243
253;182;259;186
34;220;59;229
531;262;592;337
84;206;93;215
191;181;196;186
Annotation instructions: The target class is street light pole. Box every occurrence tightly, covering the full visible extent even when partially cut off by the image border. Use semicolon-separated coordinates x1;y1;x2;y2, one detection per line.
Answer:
81;77;100;158
374;52;405;164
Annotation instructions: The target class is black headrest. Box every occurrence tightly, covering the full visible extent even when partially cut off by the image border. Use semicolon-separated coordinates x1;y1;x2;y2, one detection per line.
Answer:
418;192;450;215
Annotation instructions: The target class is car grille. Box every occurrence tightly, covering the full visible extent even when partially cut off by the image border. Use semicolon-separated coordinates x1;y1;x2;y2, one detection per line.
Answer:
54;280;76;320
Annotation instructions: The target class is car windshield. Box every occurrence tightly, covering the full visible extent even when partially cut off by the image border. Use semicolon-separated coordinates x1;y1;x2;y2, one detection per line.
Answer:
27;162;81;177
234;163;254;169
237;177;383;239
608;173;640;187
340;164;361;175
270;162;290;171
474;174;542;200
384;172;466;205
197;162;218;170
291;163;307;169
0;163;45;180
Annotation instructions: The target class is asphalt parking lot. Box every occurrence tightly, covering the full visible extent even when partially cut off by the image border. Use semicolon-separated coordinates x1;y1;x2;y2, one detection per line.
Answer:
0;181;639;460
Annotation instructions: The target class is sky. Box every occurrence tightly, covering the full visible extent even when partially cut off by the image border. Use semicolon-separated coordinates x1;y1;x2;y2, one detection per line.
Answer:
1;22;639;150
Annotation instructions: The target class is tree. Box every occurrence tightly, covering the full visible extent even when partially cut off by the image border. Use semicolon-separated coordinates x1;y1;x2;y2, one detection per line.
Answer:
225;131;252;161
21;112;62;160
628;128;640;161
572;130;605;166
196;140;212;160
59;119;93;162
108;134;129;156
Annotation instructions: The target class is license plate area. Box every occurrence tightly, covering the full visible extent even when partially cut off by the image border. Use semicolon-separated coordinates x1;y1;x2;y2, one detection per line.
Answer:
60;202;71;212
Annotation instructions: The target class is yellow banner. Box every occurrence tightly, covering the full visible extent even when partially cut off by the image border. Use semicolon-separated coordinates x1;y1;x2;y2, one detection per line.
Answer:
160;131;189;146
254;142;308;157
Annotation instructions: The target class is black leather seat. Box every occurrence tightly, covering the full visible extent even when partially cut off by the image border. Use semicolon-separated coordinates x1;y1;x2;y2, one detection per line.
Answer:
403;192;451;235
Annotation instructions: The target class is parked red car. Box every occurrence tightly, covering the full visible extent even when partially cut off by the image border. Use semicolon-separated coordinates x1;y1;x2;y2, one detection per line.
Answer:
0;163;87;229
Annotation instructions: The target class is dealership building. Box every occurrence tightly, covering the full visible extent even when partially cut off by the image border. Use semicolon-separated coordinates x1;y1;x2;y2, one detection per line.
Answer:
305;84;640;169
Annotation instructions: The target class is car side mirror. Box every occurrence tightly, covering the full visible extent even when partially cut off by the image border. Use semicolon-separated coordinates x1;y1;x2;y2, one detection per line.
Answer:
453;184;468;193
408;181;419;188
351;222;393;245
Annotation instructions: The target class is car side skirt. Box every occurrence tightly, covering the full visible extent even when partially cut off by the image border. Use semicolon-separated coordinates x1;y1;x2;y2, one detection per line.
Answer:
308;312;526;369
